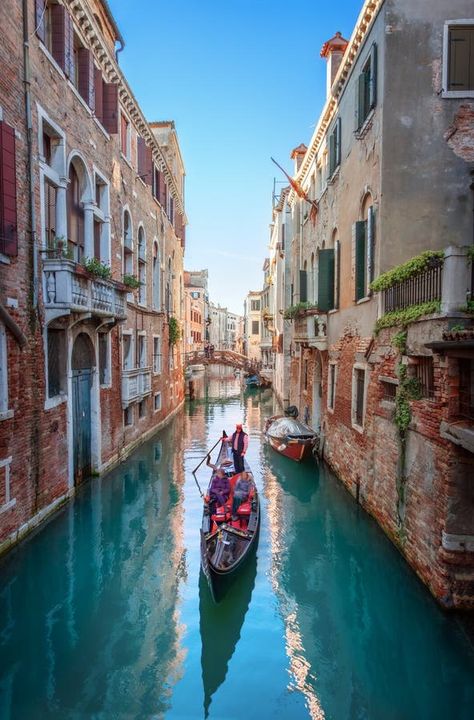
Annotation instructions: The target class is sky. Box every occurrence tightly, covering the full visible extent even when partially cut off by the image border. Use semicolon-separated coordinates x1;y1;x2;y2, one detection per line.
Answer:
108;0;362;315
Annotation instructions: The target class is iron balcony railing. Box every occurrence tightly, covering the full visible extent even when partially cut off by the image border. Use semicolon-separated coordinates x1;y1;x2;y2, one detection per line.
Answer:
382;259;443;313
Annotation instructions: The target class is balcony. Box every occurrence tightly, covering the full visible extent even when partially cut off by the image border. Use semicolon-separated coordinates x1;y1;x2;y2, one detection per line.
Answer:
121;367;152;408
43;257;127;324
293;312;328;351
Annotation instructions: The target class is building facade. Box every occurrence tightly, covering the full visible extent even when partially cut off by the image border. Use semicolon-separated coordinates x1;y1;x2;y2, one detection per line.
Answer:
0;0;186;554
244;291;262;363
184;269;208;356
273;0;474;607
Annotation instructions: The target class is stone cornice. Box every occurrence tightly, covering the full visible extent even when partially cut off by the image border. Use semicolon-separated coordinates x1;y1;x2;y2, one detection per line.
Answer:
288;0;384;206
67;0;187;222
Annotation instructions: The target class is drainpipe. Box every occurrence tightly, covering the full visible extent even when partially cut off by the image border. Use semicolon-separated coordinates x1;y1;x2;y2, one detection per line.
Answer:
0;302;27;347
22;0;38;312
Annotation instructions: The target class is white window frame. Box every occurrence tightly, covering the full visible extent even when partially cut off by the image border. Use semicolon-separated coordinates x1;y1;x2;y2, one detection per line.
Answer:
137;330;147;369
120;111;132;162
442;20;474;99
153;335;162;375
92;166;111;266
122;330;134;370
351;362;369;432
154;391;162;413
327;361;338;413
0;456;15;513
98;331;112;388
0;324;13;420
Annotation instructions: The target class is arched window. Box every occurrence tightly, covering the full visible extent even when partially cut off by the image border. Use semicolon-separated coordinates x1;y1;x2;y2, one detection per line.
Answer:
355;194;375;302
123;209;133;278
67;163;84;261
138;226;146;305
152;240;161;311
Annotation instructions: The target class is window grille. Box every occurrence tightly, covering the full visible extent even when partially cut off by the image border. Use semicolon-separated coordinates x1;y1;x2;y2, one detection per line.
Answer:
459;359;474;420
355;368;365;426
381;380;397;402
328;364;336;409
413;357;434;399
48;329;66;398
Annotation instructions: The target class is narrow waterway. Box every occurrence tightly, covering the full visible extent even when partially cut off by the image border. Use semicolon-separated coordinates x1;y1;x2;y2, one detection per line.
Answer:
1;373;473;719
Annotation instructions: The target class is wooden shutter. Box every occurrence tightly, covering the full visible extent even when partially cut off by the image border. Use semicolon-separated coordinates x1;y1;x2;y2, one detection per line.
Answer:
357;72;366;129
102;83;119;134
448;27;474;91
159;172;167;209
329;129;336;176
35;0;46;43
335;117;341;167
137;137;152;184
355;220;366;301
78;48;94;109
0;122;18;256
367;206;375;287
94;68;103;123
334;240;341;310
64;11;75;79
299;270;307;302
51;3;67;71
318;249;335;312
369;43;377;109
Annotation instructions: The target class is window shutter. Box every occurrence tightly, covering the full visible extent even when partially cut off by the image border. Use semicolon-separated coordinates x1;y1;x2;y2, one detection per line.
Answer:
369;43;377;109
448;27;473;91
94;68;103;122
35;0;46;43
78;48;94;109
318;249;335;312
335;117;341;167
159;172;167;209
0;122;18;256
51;3;67;71
355;220;366;301
299;269;307;302
137;136;145;177
329;129;336;176
357;73;365;129
102;83;119;134
64;11;75;79
367;206;375;287
334;240;341;310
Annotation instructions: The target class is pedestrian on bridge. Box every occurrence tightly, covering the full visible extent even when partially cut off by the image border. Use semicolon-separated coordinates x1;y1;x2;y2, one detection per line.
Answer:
226;423;248;473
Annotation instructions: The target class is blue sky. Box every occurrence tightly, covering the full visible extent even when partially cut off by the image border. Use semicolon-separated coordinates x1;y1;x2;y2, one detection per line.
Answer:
108;0;361;314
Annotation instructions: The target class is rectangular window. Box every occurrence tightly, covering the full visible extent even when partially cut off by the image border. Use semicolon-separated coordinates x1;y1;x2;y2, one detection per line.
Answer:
328;117;341;176
459;359;474;420
353;367;366;428
380;379;397;403
250;300;260;311
152;165;160;201
328;363;337;410
0;323;9;414
354;207;375;302
251;320;259;335
47;328;66;398
447;24;474;93
153;336;161;374
137;334;147;368
413;357;435;399
122;333;133;370
138;398;147;419
154;392;162;412
0;121;18;257
124;406;133;426
356;43;377;130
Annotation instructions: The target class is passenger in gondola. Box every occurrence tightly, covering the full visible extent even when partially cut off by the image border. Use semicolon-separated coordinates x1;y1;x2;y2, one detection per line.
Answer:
231;471;254;520
205;456;231;518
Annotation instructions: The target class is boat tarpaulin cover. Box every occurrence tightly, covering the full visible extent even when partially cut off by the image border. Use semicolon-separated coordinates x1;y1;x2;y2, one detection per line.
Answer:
267;417;316;438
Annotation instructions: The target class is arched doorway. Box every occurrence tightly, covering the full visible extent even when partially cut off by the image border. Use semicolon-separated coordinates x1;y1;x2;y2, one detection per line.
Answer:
72;333;95;484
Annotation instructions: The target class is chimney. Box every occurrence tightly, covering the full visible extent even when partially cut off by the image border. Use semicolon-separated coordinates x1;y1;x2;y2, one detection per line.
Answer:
320;32;349;98
290;144;308;174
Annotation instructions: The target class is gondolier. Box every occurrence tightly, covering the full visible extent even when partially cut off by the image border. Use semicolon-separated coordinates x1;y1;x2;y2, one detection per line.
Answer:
227;423;248;473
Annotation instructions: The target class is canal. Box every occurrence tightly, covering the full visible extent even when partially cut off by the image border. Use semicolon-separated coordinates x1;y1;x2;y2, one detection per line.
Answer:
1;373;474;719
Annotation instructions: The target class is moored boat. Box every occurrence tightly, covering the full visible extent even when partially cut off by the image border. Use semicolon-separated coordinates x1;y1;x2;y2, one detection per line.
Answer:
265;415;318;462
244;373;260;387
200;437;260;602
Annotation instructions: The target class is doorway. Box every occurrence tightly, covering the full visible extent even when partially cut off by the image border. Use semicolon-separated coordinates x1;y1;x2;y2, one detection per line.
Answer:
72;333;95;484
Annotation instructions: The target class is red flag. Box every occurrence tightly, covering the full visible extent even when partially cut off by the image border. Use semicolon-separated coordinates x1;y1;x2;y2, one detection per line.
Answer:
271;157;318;219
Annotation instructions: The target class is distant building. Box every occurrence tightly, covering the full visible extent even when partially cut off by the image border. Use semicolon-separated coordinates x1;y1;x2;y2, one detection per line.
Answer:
244;291;262;363
184;269;208;355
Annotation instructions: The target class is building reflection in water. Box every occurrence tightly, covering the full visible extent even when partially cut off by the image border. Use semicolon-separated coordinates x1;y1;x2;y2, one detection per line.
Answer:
0;420;187;719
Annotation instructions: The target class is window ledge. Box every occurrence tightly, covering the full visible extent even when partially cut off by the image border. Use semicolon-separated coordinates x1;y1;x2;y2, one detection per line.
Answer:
67;80;93;116
351;421;365;434
92;116;111;140
356;296;372;305
441;90;474;99
327;167;340;185
0;409;14;421
120;153;133;171
45;395;67;411
440;420;474;454
0;499;16;515
0;253;11;265
38;43;66;81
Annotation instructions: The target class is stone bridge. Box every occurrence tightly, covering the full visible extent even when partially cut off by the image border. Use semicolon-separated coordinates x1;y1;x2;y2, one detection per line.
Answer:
185;349;256;371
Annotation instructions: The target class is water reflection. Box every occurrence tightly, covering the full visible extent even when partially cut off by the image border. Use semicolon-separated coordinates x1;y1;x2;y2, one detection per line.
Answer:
199;552;257;718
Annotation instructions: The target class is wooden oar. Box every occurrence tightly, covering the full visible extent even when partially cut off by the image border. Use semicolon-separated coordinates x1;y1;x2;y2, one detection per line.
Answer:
191;431;227;475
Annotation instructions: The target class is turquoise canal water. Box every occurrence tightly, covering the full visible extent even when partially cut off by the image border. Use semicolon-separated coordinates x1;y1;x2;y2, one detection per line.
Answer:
1;374;474;719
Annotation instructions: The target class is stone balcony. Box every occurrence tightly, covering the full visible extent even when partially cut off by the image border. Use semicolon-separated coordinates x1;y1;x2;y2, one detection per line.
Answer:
121;367;152;408
43;257;127;324
293;312;328;351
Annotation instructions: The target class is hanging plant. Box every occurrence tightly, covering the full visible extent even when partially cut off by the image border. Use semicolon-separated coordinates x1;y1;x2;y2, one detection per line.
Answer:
283;302;318;320
81;257;112;280
122;274;141;289
168;316;181;344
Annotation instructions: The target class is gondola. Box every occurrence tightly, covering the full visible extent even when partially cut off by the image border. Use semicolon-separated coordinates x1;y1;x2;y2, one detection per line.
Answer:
200;436;260;603
264;415;318;462
244;373;260;387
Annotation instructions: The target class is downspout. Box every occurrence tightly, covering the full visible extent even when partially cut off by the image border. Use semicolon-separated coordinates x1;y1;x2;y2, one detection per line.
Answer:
22;0;38;314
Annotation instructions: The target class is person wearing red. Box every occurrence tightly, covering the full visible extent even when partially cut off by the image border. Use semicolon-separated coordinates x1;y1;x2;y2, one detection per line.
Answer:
227;423;248;473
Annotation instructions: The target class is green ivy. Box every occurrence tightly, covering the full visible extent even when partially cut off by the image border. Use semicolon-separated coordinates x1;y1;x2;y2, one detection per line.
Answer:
81;257;112;280
391;330;407;353
168;316;181;345
369;250;444;293
374;301;440;333
122;274;141;289
458;299;474;314
283;301;318;320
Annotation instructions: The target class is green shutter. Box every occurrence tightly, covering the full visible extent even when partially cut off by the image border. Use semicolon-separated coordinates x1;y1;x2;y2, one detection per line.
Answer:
334;240;340;310
367;206;375;286
355;221;366;301
369;43;377;109
318;249;335;312
357;73;366;129
299;270;307;302
329;130;336;176
335;117;341;167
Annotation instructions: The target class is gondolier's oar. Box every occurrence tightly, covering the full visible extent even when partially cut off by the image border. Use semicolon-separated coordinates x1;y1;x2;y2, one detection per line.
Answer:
192;431;228;475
